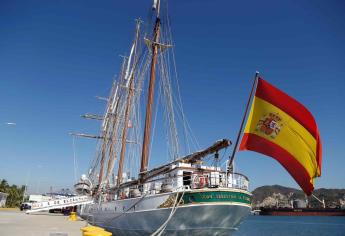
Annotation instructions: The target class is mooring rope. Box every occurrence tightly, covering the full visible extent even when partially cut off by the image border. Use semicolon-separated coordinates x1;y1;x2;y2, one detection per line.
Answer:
151;187;186;236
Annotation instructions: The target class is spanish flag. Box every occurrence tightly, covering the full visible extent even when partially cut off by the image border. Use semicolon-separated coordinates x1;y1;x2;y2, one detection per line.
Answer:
239;78;322;195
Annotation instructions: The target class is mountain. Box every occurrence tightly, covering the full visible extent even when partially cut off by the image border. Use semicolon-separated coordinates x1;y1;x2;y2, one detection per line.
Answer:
252;185;345;208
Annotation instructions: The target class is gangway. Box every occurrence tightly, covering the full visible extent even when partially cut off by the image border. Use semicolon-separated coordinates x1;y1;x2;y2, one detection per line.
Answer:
26;195;93;213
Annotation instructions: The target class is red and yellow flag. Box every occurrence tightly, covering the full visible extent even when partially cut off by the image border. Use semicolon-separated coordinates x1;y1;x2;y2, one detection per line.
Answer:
239;78;322;195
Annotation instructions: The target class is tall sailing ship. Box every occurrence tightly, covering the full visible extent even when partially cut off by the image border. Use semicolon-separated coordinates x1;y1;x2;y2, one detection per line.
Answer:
74;1;252;235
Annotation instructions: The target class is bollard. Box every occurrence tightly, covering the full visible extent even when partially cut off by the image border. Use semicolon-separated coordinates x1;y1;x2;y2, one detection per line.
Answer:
68;211;78;221
80;225;105;234
83;230;112;236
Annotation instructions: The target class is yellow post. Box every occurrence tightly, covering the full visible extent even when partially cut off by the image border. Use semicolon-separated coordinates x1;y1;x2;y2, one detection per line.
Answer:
80;225;105;233
83;230;112;236
68;211;78;221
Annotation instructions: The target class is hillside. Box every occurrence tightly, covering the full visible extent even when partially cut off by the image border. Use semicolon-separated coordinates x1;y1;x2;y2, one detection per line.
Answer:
252;185;345;208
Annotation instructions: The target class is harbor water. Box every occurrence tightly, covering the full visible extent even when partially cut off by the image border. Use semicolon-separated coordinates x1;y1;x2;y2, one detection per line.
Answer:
234;216;345;236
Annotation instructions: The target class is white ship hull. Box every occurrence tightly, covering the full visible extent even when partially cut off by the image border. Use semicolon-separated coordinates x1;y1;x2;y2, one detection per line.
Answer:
79;188;251;236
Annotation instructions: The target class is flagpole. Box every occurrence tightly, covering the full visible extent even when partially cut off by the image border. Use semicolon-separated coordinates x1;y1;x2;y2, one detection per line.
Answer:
228;71;260;171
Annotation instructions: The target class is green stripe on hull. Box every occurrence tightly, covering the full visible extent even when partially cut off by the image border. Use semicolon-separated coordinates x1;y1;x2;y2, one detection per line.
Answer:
182;191;251;205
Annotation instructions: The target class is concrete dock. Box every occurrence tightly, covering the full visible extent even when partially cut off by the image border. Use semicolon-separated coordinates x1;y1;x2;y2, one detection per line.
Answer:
0;210;86;236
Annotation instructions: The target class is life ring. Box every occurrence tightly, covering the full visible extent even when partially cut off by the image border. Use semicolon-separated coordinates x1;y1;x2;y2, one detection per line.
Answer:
200;176;208;188
120;192;127;199
199;177;205;187
194;175;208;188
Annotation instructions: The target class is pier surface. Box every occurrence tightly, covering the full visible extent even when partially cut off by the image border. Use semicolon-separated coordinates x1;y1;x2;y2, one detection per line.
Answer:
0;210;86;236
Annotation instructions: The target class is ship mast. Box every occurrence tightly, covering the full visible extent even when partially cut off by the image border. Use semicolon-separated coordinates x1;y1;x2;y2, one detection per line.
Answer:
103;64;124;186
117;20;141;186
117;80;134;185
97;80;120;189
140;0;161;176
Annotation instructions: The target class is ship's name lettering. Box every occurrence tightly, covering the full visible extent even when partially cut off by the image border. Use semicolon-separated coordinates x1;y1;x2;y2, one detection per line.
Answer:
199;193;249;200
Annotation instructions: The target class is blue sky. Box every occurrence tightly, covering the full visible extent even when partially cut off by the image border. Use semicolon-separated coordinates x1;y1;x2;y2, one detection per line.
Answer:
0;0;344;193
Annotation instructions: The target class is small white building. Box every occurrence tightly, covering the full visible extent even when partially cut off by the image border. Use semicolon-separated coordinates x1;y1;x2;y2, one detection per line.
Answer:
0;192;8;207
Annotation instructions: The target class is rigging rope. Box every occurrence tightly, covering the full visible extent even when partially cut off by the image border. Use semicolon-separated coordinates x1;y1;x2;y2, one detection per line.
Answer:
85;0;202;186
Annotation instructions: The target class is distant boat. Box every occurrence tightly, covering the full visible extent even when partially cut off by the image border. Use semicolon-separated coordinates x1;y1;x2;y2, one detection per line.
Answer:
259;207;345;216
259;197;345;216
251;209;261;215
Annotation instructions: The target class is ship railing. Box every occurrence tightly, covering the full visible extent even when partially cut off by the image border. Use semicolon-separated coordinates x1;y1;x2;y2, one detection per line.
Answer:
201;172;249;191
113;171;249;199
227;172;249;191
154;172;249;192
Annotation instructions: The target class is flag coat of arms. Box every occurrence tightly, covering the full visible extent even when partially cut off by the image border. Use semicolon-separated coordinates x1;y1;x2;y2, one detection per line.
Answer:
239;78;322;195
